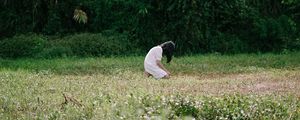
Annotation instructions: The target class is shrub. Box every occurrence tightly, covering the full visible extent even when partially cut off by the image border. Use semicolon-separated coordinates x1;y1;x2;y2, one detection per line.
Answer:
0;32;137;58
55;33;132;57
37;45;73;58
208;33;247;54
248;15;298;52
0;34;46;58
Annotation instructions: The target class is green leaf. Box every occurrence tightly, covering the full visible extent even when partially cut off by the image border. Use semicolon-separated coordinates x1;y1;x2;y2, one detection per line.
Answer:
73;9;88;24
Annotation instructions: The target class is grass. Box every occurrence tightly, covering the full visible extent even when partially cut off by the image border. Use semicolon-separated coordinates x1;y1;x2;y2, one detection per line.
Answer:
0;52;300;119
1;52;300;74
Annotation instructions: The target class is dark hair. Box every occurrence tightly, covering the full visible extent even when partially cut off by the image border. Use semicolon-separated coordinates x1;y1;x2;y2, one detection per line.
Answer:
160;41;175;63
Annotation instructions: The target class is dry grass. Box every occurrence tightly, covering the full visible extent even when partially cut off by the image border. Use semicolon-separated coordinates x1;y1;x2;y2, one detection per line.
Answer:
121;70;300;96
11;69;298;99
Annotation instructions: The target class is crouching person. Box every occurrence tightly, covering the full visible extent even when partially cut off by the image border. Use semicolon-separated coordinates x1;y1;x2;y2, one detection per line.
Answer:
144;41;175;79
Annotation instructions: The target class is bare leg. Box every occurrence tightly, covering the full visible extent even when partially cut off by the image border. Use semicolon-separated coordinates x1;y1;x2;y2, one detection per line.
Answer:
162;74;170;79
144;71;151;77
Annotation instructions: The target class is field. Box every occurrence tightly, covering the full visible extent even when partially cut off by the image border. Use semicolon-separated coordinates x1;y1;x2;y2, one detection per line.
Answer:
0;53;300;119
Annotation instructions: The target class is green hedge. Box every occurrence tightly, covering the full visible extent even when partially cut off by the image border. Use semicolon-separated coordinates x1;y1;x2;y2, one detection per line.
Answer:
54;33;133;57
0;33;136;58
0;34;46;58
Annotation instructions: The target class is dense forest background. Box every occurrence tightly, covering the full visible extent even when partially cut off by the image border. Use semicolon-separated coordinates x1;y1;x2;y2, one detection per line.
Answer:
1;0;300;58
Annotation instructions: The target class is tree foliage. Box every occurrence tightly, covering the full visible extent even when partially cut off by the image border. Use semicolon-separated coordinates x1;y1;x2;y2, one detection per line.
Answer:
0;0;299;57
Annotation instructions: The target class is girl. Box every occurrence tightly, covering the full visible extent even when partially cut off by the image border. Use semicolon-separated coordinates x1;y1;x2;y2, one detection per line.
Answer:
144;41;175;79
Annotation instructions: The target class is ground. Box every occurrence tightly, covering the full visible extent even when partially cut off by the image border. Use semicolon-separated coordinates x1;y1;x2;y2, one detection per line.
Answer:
1;54;300;119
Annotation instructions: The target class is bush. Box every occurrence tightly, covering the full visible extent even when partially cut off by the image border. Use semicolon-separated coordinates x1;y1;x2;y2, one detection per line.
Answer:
54;33;133;57
37;45;73;58
208;33;247;54
0;32;137;59
247;15;298;52
0;34;46;58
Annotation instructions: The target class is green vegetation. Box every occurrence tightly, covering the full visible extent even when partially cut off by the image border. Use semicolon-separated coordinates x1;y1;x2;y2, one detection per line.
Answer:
1;0;300;56
1;52;299;75
0;53;299;119
0;33;135;58
1;0;300;119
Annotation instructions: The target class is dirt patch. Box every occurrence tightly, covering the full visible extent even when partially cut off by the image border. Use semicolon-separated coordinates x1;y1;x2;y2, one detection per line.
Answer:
159;70;300;96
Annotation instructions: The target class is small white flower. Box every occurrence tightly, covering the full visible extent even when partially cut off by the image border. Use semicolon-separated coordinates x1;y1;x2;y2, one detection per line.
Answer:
241;110;245;114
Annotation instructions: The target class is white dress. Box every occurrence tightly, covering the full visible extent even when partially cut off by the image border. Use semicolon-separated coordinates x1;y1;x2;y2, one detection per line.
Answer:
144;46;167;79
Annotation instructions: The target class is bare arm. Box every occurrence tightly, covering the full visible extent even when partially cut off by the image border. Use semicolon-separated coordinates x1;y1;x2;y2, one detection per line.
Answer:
156;60;170;75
